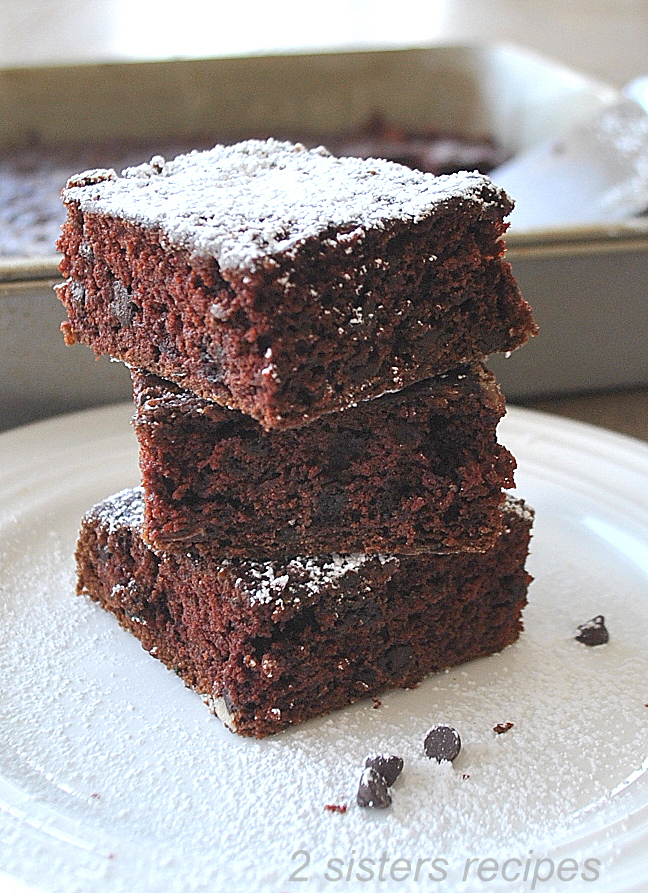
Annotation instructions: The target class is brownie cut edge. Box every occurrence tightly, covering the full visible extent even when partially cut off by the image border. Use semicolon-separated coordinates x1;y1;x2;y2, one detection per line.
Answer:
132;362;516;557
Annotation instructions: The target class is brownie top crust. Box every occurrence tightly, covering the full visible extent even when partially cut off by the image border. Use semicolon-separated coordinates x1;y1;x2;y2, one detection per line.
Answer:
61;138;513;274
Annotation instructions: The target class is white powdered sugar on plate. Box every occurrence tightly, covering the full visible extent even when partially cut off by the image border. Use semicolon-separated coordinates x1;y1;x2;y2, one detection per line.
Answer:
1;403;648;893
61;139;504;273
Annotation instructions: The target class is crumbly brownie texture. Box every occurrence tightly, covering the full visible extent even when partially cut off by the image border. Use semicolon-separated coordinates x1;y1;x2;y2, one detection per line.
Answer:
75;488;533;738
132;363;515;557
57;139;536;430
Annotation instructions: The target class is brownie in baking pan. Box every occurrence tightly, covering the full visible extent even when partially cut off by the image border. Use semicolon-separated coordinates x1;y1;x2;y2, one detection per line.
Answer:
326;115;511;176
57;138;536;429
0;127;507;258
75;487;533;738
131;362;515;557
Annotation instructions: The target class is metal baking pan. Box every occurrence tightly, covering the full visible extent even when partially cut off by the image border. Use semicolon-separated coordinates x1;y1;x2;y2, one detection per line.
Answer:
1;43;644;430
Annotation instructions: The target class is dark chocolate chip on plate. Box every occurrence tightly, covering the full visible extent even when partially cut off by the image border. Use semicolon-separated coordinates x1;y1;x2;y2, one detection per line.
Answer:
424;724;461;763
575;615;609;646
364;753;404;787
357;766;392;809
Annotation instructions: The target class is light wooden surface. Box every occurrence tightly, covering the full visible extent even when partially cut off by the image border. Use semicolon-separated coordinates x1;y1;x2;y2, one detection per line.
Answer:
520;388;648;443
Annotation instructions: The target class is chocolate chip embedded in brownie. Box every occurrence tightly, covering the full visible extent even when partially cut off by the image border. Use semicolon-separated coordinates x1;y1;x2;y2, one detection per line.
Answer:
75;488;534;738
57;138;536;430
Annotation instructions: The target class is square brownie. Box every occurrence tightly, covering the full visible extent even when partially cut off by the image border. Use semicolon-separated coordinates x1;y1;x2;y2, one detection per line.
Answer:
57;139;536;430
75;488;533;738
132;363;515;557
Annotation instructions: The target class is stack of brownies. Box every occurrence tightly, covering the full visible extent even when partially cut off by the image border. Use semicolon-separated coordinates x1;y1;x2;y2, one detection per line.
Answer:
57;139;537;738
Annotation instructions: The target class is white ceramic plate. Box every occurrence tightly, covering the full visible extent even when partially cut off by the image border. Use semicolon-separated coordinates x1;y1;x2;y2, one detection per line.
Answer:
1;404;647;893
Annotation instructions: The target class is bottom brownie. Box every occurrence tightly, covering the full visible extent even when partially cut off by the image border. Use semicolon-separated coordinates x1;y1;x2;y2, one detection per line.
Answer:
75;488;533;738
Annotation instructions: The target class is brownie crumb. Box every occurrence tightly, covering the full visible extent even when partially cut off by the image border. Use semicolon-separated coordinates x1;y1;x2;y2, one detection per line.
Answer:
364;754;404;787
357;767;392;809
325;803;348;814
372;698;382;709
575;615;609;647
423;725;461;762
493;722;514;735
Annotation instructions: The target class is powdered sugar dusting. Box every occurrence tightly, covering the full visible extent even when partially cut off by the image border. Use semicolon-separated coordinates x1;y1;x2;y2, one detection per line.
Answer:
3;407;648;892
239;552;385;606
88;485;144;533
503;491;534;523
62;139;504;273
3;491;648;893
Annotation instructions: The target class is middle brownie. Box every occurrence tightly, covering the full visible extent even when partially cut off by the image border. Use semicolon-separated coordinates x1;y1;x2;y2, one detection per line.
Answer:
132;362;515;558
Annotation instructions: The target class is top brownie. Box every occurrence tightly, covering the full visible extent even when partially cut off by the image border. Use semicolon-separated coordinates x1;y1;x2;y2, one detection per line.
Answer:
57;139;536;429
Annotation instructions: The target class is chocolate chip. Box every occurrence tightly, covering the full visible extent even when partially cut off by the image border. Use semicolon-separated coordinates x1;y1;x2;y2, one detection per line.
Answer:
201;343;225;383
380;644;415;677
493;722;514;735
110;279;137;327
364;754;403;787
96;543;112;563
357;766;392;809
79;241;94;262
68;279;86;311
315;485;348;522
326;430;364;473
353;666;378;690
340;599;384;634
392;421;424;448
575;615;609;646
150;155;166;174
222;688;236;714
423;724;461;762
